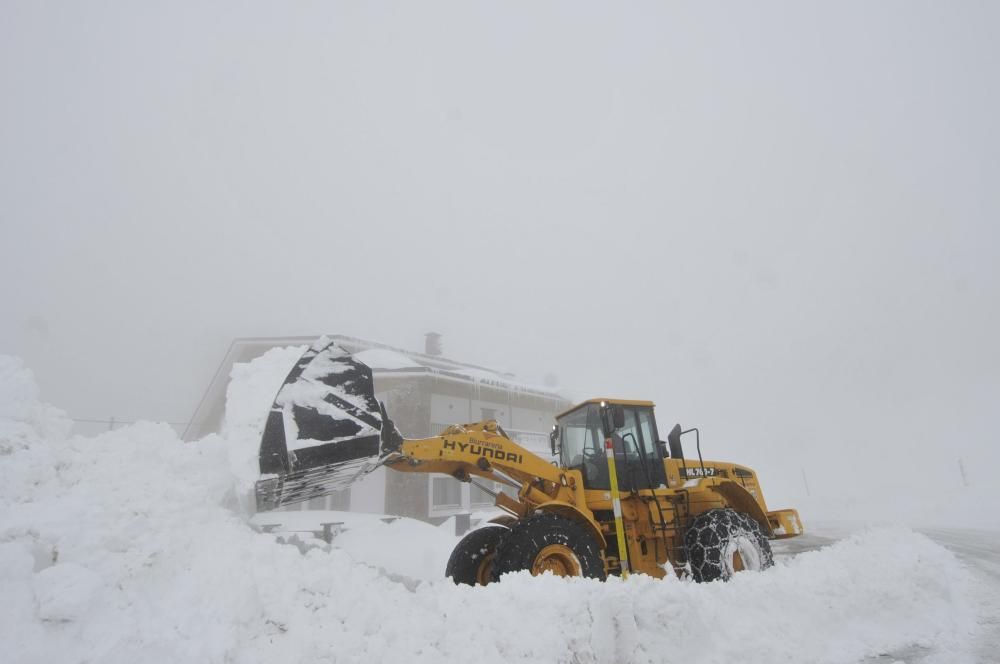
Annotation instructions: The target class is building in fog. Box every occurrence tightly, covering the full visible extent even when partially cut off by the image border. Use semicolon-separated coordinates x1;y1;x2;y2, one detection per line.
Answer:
186;334;571;524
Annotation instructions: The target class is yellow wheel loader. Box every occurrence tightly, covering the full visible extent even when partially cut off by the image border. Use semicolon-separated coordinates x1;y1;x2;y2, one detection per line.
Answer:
255;338;803;583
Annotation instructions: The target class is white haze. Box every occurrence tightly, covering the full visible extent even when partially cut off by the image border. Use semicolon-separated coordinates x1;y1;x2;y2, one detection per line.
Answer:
2;2;998;524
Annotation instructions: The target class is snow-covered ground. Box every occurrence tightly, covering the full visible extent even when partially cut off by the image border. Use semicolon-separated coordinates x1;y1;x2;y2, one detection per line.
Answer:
1;354;995;663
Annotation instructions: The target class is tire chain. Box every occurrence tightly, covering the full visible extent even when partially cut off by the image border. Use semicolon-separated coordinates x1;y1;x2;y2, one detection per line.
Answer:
445;524;507;585
683;508;774;582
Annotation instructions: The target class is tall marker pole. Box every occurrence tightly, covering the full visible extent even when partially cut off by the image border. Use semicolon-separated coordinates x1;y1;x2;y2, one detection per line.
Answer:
605;436;630;578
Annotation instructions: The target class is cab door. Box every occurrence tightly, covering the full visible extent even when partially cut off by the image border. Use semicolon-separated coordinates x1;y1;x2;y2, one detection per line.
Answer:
614;406;667;490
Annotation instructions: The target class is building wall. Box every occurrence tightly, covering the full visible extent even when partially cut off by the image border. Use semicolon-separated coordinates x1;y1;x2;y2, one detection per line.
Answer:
347;467;386;514
379;376;435;521
271;355;570;522
373;374;569;524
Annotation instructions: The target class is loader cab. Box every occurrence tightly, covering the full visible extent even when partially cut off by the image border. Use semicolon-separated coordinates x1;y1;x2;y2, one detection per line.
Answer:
553;400;666;491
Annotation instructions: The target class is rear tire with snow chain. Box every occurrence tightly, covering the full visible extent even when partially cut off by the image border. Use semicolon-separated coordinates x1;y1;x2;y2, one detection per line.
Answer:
684;508;774;582
490;512;605;581
445;524;508;586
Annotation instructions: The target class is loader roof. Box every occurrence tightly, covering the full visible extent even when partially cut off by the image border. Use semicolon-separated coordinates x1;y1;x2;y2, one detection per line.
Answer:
556;398;655;419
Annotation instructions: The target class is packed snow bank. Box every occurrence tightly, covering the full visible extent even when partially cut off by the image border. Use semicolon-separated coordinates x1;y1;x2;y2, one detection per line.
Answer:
0;356;981;664
221;344;306;500
250;509;460;582
0;356;71;454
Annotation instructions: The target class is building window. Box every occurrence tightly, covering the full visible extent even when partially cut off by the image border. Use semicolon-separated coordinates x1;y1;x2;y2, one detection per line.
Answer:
297;488;350;511
470;481;498;507
327;489;350;511
429;476;501;516
481;407;496;421
301;497;324;510
431;476;462;509
507;429;553;457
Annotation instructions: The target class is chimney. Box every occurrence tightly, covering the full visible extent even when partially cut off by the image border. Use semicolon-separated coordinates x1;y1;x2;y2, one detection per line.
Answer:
424;332;442;356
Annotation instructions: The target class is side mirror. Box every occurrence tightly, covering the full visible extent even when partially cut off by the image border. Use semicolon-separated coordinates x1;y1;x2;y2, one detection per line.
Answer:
667;423;684;459
611;405;625;429
549;426;560;456
657;440;669;458
601;403;626;434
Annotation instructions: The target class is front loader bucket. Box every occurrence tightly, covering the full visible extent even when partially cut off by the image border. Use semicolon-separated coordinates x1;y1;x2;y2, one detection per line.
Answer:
255;337;390;511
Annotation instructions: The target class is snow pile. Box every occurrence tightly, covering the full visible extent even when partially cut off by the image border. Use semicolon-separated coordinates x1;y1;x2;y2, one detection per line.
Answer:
223;345;306;443
220;344;304;498
0;356;71;454
252;512;461;583
0;356;981;664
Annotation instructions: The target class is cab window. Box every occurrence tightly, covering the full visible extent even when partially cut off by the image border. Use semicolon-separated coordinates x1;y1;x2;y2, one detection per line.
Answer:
557;403;665;490
558;404;603;471
614;407;655;455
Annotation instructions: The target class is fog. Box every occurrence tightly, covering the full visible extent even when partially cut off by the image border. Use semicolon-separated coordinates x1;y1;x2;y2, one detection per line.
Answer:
2;2;998;523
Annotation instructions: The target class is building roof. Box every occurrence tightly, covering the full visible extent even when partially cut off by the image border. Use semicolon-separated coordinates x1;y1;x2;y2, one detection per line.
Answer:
183;334;567;441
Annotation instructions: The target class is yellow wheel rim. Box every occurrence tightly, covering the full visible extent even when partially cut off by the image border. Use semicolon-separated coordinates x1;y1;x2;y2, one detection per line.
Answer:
476;553;495;586
732;551;745;572
531;544;582;577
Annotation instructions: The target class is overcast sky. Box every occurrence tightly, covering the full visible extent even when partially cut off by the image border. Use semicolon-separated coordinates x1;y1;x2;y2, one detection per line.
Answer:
2;2;997;514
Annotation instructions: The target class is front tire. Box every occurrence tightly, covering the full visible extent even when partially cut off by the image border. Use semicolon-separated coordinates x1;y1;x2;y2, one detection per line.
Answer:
684;508;774;582
491;512;605;581
445;524;507;585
